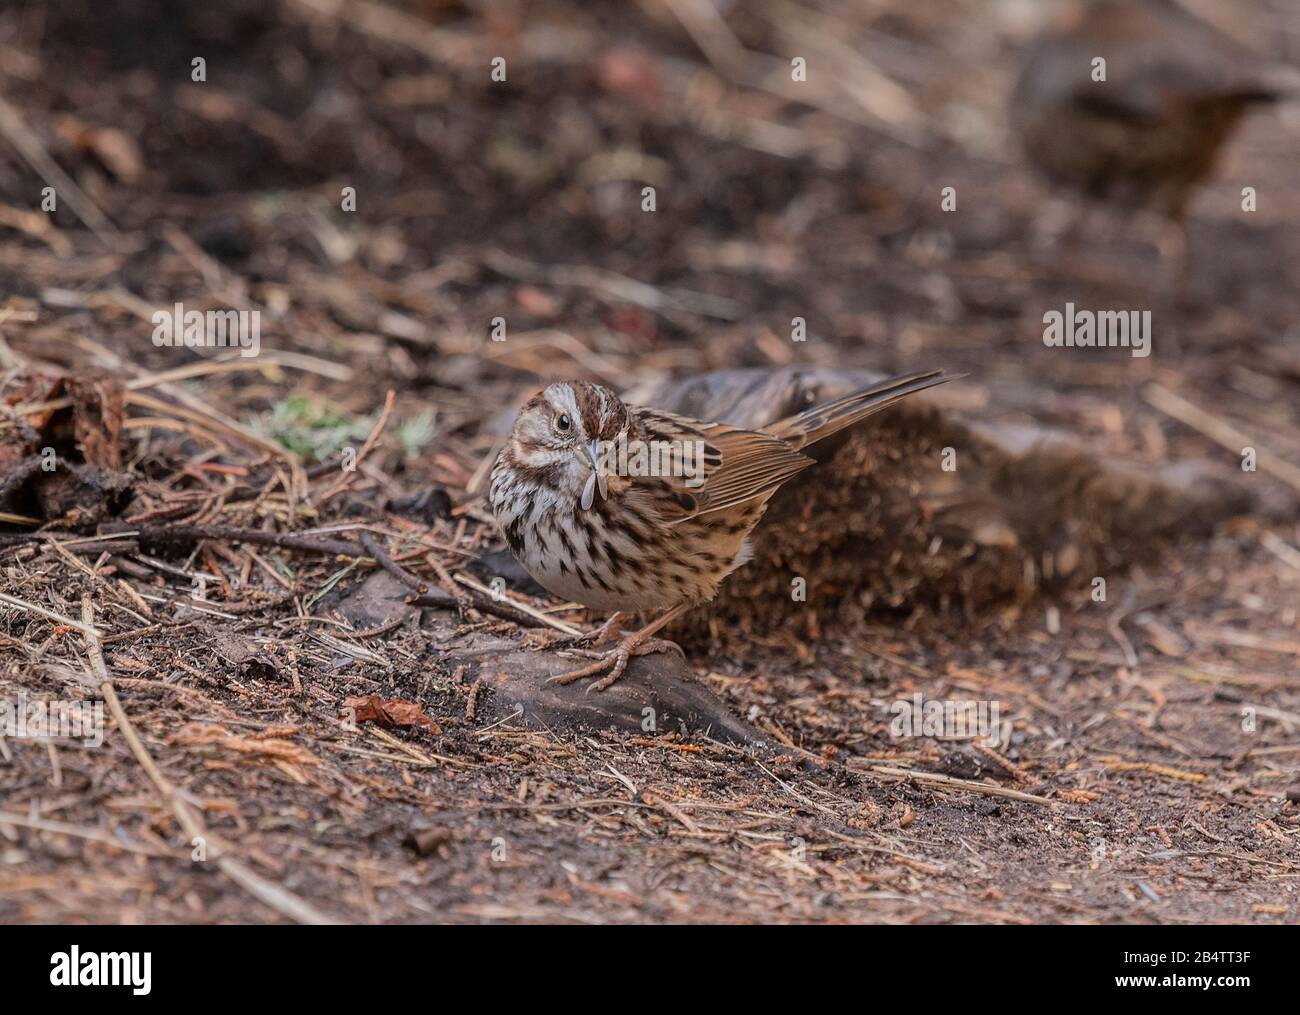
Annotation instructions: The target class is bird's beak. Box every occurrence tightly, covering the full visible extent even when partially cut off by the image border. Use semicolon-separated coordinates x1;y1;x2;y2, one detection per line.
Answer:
578;440;609;511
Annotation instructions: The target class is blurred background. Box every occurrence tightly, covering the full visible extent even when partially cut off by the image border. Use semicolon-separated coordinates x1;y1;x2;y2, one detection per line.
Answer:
0;0;1296;450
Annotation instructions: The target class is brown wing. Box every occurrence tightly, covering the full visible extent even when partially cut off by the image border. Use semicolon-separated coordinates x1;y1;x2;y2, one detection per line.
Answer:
765;369;953;451
631;406;814;524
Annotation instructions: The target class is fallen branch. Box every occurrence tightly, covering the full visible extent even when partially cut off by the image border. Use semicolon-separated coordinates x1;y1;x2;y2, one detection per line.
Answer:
133;523;364;559
1104;760;1208;784
860;763;1056;805
454;571;581;636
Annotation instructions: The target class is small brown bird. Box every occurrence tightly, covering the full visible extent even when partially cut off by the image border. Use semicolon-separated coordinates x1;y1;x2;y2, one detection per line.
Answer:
489;370;953;690
1011;0;1290;247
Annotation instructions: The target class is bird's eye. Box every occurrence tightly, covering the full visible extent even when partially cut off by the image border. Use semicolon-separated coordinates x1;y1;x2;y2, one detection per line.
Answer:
555;413;572;434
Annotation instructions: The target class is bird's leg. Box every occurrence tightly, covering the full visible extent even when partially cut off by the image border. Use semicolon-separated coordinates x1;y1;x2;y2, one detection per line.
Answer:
528;610;628;652
547;604;689;693
582;611;629;646
1156;218;1191;300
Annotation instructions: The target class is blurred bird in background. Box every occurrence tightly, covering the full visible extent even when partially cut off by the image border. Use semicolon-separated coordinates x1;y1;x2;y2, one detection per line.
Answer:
1010;0;1297;265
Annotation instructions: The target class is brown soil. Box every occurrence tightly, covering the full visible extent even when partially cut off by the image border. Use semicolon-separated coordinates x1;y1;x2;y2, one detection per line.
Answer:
0;0;1298;924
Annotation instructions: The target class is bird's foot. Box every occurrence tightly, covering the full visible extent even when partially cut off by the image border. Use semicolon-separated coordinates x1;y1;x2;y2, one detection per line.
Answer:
547;630;684;694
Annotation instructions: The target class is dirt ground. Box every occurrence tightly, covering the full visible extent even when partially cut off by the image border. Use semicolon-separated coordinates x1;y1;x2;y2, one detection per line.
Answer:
1;0;1298;924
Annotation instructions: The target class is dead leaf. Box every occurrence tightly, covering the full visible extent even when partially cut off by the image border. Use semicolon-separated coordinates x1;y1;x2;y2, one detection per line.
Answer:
67;372;124;469
343;694;442;734
2;368;64;430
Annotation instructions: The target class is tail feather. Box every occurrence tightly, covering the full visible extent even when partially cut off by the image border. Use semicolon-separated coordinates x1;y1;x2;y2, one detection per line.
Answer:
766;369;956;451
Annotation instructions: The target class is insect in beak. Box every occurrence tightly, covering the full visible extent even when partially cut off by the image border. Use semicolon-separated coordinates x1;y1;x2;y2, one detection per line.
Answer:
578;440;609;511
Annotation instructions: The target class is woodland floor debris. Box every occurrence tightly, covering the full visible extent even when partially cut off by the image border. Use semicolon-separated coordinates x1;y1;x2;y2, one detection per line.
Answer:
0;0;1298;923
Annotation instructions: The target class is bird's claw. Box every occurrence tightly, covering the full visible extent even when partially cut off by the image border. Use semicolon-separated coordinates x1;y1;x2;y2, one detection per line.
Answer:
545;636;682;693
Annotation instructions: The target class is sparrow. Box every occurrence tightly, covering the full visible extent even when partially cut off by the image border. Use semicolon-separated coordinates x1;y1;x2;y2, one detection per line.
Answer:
489;370;954;690
1010;0;1291;252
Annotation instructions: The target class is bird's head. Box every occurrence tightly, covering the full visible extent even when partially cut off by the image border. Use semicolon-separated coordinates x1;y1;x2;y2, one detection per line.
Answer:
505;381;631;508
